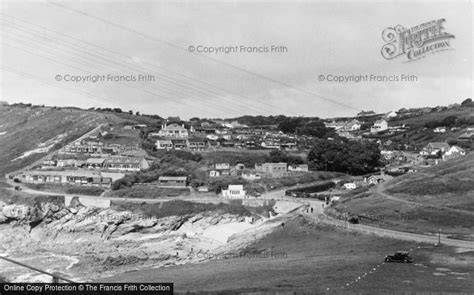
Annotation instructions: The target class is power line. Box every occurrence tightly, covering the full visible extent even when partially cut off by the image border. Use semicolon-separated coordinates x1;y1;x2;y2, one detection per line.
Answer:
0;13;281;116
45;1;361;112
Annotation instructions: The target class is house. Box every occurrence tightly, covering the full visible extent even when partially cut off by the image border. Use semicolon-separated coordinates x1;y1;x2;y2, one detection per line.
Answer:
215;163;230;170
187;138;207;151
288;164;309;172
222;184;246;198
366;172;393;184
343;182;357;190
158;176;187;187
357;110;376;117
19;170;113;187
343;120;361;131
458;131;474;143
84;157;106;169
103;156;149;172
443;145;466;160
156;123;189;138
386;111;398;119
255;162;288;178
155;139;173;150
209;170;221;177
241;171;262;181
433;127;446;133
421;142;450;156
371;119;388;133
171;139;187;150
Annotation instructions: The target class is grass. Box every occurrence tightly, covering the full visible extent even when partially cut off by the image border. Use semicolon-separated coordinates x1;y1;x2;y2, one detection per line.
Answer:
102;216;474;293
105;185;190;199
24;183;106;196
332;153;474;240
0;188;64;206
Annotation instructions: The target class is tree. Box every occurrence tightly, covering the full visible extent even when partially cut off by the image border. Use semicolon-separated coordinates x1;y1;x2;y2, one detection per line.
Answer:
307;139;381;175
461;98;473;107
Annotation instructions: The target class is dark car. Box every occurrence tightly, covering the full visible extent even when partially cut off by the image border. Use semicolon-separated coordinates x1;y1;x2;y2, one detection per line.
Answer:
14;186;22;191
384;251;414;263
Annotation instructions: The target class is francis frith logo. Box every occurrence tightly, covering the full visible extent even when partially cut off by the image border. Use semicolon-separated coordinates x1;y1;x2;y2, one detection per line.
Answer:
381;19;455;61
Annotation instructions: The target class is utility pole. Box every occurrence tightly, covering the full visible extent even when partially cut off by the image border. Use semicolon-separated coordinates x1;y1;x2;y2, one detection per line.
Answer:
438;228;441;245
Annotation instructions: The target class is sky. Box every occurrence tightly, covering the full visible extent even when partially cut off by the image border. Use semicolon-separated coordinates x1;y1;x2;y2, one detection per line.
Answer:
0;0;472;119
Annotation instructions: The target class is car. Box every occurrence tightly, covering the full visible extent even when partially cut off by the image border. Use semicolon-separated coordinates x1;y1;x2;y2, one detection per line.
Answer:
384;251;414;263
14;186;22;191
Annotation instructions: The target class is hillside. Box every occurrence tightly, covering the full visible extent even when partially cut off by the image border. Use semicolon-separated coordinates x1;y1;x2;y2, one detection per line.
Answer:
332;153;474;240
0;105;159;177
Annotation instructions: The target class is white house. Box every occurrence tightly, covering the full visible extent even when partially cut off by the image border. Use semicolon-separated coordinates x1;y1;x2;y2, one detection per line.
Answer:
386;111;398;119
433;127;446;133
288;164;309;172
155;123;189;138
443;145;466;160
343;182;357;190
241;172;261;181
222;185;246;198
371;120;388;133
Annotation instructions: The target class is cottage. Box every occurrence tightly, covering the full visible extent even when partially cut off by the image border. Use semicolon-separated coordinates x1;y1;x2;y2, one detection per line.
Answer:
158;176;187;187
222;184;246;198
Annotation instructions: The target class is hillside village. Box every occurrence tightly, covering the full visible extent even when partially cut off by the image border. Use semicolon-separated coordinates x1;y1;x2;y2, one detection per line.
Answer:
2;99;472;200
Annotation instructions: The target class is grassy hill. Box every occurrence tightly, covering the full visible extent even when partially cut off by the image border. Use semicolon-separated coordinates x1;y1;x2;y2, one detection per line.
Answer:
0;105;159;177
332;153;474;240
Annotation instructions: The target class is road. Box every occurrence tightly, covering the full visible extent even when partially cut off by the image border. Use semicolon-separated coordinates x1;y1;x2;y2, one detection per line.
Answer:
4;170;474;249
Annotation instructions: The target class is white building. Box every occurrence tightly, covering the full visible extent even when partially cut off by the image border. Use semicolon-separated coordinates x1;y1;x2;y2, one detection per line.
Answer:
371;119;388;133
155;123;189;138
343;182;357;190
222;185;246;198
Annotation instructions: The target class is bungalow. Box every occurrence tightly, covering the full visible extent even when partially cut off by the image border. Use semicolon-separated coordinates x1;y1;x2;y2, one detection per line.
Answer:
288;164;309;172
433;127;446;133
103;156;149;172
371;119;388;133
158;176;187;187
209;169;221;177
222;184;246;198
84;157;106;169
241;171;262;181
20;170;112;187
343;182;357;190
215;163;230;170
